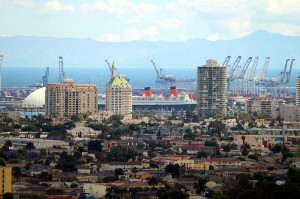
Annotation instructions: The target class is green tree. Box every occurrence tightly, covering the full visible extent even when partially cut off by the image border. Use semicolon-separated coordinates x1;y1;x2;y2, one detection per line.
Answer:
88;140;102;152
0;157;6;166
204;140;217;146
115;168;124;176
5;140;12;148
161;189;189;199
106;146;137;162
13;166;22;182
183;131;196;141
3;193;13;199
25;142;35;151
148;176;159;188
194;177;208;195
197;150;209;158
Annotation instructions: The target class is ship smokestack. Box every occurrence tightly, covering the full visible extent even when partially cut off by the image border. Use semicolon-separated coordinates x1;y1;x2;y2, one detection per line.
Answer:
144;87;152;97
170;86;178;97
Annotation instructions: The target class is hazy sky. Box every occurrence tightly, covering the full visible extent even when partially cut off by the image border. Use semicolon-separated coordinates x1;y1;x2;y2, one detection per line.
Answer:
0;0;299;41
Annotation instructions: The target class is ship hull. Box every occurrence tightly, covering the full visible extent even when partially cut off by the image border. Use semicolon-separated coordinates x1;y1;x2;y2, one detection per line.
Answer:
98;103;196;110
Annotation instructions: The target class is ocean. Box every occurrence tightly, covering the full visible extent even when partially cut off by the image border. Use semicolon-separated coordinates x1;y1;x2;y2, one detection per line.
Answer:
1;67;299;93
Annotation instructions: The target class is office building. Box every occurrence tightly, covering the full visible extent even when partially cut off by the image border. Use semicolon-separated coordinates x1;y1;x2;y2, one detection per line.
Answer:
297;74;300;106
106;64;132;119
197;59;227;119
45;80;98;117
0;167;12;195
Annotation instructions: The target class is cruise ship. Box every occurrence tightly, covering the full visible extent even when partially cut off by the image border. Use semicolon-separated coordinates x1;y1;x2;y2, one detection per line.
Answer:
98;87;197;110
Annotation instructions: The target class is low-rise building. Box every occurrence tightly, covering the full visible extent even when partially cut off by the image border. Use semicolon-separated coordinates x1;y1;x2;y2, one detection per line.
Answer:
0;166;12;195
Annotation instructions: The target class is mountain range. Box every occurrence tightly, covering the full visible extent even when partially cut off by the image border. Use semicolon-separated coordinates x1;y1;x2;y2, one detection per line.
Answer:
0;30;299;70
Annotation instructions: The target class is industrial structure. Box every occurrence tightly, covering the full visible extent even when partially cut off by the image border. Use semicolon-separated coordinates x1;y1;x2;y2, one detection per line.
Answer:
30;67;49;88
105;60;132;120
224;56;295;98
45;80;98;117
58;56;67;83
151;60;176;93
197;59;227;119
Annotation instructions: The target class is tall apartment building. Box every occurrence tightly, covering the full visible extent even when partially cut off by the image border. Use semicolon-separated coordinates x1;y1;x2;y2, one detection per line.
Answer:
0;167;12;195
197;59;227;119
106;64;132;119
297;74;300;106
45;80;98;117
245;96;278;117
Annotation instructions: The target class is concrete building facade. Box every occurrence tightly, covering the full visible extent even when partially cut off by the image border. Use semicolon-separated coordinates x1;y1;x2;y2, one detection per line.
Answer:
197;59;227;119
245;96;278;117
297;74;300;106
0;167;12;195
45;80;98;117
106;64;132;119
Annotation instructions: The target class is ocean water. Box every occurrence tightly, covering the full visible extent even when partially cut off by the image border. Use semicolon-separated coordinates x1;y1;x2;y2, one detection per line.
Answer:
1;67;299;93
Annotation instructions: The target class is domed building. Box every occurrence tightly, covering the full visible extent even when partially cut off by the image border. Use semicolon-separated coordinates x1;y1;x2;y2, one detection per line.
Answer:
22;87;45;108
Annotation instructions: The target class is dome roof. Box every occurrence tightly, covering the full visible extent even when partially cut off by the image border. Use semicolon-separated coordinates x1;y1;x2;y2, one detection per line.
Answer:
22;87;45;107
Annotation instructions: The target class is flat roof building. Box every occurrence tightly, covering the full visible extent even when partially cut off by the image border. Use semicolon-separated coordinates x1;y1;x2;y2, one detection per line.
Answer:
0;167;12;195
45;80;98;117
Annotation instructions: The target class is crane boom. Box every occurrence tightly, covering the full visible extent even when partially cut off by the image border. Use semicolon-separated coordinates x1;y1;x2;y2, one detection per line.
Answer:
105;59;116;78
257;57;270;81
238;57;252;79
0;55;3;70
151;60;164;78
43;67;49;86
58;56;66;83
246;56;259;81
228;56;241;80
280;59;290;83
286;59;295;84
222;56;231;67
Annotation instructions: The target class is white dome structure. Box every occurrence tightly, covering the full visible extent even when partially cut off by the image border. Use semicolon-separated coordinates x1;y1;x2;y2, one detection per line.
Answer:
22;87;45;107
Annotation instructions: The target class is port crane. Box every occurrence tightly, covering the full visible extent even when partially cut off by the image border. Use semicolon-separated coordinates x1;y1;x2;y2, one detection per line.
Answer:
227;56;241;93
105;59;116;78
59;56;67;83
222;56;231;67
151;60;176;92
0;55;3;96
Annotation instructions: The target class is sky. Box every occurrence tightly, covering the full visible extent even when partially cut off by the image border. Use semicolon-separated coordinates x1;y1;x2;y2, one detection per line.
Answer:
0;0;300;42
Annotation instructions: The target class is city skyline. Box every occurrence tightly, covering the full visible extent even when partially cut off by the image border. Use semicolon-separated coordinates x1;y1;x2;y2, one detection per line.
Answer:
1;0;300;41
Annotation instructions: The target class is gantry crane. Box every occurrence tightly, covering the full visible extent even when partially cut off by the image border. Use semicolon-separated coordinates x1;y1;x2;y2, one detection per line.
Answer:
105;59;116;78
151;60;176;92
238;57;252;80
222;56;231;67
228;56;241;81
256;57;270;81
59;56;67;83
42;67;49;86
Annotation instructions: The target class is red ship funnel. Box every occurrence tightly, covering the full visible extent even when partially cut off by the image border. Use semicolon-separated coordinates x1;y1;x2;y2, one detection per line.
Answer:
170;86;178;96
144;87;152;97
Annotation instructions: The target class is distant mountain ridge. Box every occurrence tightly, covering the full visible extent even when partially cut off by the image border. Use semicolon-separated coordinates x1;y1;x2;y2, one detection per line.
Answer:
0;30;299;69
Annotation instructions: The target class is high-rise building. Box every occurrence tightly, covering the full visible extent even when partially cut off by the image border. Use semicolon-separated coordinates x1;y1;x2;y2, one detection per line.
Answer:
0;167;12;195
197;59;227;119
45;80;98;117
106;64;132;119
297;74;300;106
